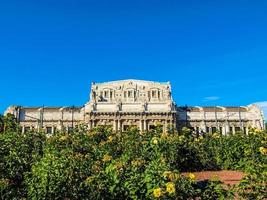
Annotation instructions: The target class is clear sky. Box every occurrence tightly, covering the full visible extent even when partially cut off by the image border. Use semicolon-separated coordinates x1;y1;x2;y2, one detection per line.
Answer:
0;0;266;116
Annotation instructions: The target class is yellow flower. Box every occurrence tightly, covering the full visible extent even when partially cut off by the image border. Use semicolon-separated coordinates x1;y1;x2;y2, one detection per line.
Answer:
102;154;112;162
255;128;262;134
166;182;175;194
108;136;113;141
163;171;172;178
163;171;177;181
131;159;143;167
153;188;162;198
212;133;220;138
188;173;196;181
115;161;123;170
152;137;159;145
259;147;267;155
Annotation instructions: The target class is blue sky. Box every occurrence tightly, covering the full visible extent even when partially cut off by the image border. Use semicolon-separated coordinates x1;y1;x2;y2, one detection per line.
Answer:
0;0;266;117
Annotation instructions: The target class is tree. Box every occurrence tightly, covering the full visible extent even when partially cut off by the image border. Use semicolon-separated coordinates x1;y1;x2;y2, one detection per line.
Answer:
2;113;19;132
0;114;4;133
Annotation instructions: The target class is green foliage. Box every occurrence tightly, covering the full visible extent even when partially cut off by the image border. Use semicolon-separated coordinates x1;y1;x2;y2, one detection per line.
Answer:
0;118;266;199
2;113;20;132
0;130;45;199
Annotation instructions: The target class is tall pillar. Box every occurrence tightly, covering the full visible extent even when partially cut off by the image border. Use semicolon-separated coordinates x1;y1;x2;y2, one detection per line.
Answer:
232;126;235;134
88;120;92;130
118;120;121;131
225;122;230;135
164;120;167;133
222;126;226;135
113;120;117;132
22;126;25;133
139;120;143;132
245;127;249;135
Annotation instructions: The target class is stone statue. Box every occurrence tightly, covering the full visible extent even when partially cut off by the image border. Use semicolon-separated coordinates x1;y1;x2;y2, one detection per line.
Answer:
116;101;122;111
142;101;148;112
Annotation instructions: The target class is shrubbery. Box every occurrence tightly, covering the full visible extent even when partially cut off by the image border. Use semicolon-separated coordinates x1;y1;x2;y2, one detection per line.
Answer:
0;117;266;199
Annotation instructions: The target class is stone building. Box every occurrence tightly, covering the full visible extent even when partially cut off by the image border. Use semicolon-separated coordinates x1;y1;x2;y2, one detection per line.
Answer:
5;79;265;134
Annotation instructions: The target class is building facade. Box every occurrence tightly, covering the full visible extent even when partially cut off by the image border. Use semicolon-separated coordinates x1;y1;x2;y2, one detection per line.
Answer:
5;79;265;134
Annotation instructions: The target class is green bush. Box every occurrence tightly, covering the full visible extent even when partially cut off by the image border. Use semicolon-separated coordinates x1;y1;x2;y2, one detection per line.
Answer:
0;118;266;199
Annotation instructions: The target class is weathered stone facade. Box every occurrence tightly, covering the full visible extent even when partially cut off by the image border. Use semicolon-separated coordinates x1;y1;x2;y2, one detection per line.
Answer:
5;79;265;134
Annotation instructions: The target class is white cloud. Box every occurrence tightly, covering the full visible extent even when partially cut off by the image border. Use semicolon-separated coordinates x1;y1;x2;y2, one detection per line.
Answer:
203;96;220;101
255;101;267;118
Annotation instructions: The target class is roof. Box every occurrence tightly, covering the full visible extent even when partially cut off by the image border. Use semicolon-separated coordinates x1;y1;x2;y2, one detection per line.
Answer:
93;79;170;85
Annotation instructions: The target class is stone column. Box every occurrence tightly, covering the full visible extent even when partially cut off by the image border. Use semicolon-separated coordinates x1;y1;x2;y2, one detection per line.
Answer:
113;120;117;132
22;126;25;134
118;120;121;131
139;120;143;132
245;127;249;135
144;120;147;131
52;126;55;134
232;126;235;134
88;120;92;130
225;122;230;135
164;120;167;133
92;120;96;128
222;126;226;135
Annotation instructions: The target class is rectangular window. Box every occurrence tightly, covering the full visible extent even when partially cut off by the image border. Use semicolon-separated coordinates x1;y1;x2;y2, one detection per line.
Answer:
211;127;217;133
104;91;108;98
206;127;209;133
46;127;52;134
219;127;222;133
229;127;233;133
152;90;156;98
235;127;241;132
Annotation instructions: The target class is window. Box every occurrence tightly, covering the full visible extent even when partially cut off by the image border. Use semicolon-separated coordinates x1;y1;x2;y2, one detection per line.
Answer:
211;127;217;133
46;127;52;134
104;91;108;98
110;91;113;98
152;90;156;98
219;127;222;133
128;91;133;98
229;127;233;133
206;127;210;133
235;127;241;132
